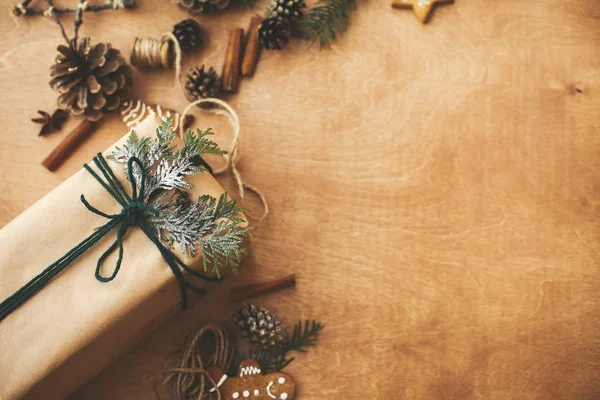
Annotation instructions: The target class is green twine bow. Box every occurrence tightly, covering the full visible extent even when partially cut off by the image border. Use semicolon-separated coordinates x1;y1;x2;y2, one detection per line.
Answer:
0;154;219;322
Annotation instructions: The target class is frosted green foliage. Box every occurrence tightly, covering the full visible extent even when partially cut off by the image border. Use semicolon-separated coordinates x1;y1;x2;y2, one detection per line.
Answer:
108;117;253;277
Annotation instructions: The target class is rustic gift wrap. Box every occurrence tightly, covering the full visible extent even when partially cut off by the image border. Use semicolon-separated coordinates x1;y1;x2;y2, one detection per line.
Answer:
0;116;248;400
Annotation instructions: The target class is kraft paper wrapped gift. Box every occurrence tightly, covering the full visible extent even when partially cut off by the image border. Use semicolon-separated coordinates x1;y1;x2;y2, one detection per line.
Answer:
0;116;248;399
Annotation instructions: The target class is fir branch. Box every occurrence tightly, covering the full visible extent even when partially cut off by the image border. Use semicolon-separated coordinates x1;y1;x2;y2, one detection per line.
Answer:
287;320;323;352
270;352;295;372
273;320;323;371
300;0;357;49
240;320;324;373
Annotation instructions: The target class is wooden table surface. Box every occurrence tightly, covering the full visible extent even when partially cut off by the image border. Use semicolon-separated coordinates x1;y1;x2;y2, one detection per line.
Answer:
1;0;599;398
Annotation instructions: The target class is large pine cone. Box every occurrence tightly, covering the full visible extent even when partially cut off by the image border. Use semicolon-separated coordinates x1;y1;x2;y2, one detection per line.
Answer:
184;65;219;102
177;0;229;14
265;0;306;22
233;303;289;353
49;38;132;121
258;18;291;50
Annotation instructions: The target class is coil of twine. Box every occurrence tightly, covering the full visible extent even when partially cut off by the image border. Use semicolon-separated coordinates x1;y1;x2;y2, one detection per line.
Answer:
129;28;267;221
131;32;182;72
180;98;269;222
159;324;234;400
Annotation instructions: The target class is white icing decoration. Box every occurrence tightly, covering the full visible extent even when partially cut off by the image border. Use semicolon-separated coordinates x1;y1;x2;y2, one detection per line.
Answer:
240;365;262;377
278;377;285;384
243;390;250;397
254;389;260;395
266;381;276;399
209;374;228;392
233;393;240;399
280;394;288;400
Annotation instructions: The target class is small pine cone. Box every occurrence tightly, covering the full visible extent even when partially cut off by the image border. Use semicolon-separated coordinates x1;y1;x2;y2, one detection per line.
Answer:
184;65;219;101
177;0;229;15
233;303;289;353
49;38;132;121
265;0;306;22
258;18;291;50
173;19;203;53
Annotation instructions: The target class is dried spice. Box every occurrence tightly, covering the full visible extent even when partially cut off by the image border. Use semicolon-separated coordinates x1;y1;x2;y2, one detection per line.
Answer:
31;109;68;136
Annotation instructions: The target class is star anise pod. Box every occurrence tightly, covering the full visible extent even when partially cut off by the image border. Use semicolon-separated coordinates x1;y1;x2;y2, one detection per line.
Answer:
31;109;68;136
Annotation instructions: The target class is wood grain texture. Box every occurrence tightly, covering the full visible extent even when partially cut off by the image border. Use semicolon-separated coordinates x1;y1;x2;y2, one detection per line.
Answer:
0;0;599;398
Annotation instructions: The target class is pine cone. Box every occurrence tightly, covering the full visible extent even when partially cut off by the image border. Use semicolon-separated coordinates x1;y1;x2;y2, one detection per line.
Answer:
177;0;229;15
173;19;203;53
265;0;306;22
184;65;219;101
258;18;291;50
233;303;289;353
49;38;132;122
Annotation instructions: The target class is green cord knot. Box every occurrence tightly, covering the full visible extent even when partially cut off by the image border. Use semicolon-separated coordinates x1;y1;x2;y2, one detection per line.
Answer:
0;153;218;323
121;201;158;226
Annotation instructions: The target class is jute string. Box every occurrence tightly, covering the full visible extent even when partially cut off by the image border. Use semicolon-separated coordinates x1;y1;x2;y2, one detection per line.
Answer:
131;32;183;80
180;98;269;222
130;29;267;221
159;324;233;400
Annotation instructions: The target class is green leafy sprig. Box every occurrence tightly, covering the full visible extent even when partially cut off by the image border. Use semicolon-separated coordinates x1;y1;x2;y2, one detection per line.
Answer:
301;0;358;49
235;320;324;373
107;117;254;278
288;320;323;352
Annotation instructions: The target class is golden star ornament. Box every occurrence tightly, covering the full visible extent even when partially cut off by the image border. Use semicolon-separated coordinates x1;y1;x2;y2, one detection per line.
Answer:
391;0;453;23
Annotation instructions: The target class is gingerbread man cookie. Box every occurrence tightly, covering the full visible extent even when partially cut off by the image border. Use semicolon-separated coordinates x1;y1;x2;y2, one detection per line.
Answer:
207;359;295;400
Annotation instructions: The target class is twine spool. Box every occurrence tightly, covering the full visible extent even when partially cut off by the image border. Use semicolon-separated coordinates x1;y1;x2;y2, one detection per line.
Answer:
159;324;234;400
131;34;176;68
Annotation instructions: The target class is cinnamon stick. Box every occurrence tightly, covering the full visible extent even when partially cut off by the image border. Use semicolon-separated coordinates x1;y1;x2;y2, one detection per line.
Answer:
230;274;296;302
221;28;244;93
42;119;98;171
241;16;262;77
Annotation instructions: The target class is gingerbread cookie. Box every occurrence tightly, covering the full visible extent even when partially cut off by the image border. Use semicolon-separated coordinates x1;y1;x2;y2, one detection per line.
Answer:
207;359;295;399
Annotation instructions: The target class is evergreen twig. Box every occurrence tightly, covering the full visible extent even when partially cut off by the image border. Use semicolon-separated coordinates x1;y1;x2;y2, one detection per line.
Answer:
287;320;323;352
235;319;324;373
300;0;357;49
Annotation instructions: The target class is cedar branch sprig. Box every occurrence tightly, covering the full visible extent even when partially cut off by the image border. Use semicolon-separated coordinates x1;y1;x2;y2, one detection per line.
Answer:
300;0;357;49
108;117;254;278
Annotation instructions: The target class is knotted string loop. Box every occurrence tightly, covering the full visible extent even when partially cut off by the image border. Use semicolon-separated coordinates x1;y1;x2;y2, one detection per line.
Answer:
0;154;219;322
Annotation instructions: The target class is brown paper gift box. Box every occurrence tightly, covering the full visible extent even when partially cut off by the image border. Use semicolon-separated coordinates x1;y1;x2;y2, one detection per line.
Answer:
0;116;247;399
